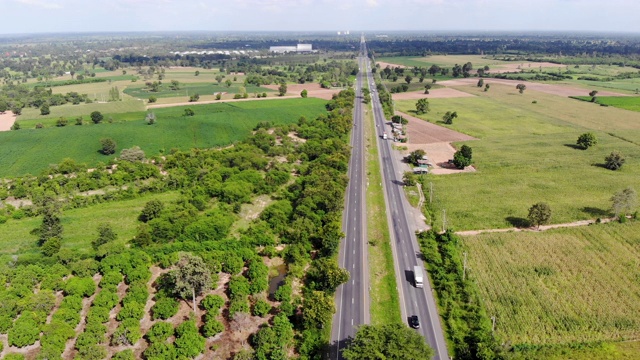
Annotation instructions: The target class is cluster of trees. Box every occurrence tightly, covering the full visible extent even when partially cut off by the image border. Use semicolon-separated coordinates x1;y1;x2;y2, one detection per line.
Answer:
0;85;92;116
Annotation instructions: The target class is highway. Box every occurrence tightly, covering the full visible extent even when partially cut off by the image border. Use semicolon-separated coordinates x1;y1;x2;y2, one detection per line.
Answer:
363;38;450;360
329;37;369;359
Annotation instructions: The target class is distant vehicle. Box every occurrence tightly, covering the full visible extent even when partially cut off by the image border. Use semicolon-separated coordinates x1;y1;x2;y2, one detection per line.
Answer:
414;265;424;288
382;132;388;140
409;315;420;329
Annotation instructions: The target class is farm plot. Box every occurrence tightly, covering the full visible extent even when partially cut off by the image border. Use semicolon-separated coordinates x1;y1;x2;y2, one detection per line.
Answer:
397;83;640;230
571;96;640;112
463;222;640;346
1;98;326;177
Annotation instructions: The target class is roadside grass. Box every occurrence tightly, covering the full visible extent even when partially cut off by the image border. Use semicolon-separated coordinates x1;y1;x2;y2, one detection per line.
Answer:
0;191;179;261
364;93;401;325
463;221;640;348
1;98;327;177
571;96;640;112
398;83;640;230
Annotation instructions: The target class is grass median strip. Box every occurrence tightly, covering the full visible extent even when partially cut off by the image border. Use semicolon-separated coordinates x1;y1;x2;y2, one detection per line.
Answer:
364;94;401;325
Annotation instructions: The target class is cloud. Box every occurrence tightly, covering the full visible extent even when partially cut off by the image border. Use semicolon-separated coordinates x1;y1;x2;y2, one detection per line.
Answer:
366;0;379;7
15;0;63;9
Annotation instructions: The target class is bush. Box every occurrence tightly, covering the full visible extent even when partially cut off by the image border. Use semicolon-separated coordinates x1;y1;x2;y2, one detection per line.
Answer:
202;316;224;337
4;354;25;360
228;298;250;317
92;289;119;309
100;271;122;288
9;312;41;347
112;349;135;360
605;151;625;170
253;299;271;317
144;342;177;360
576;132;598;149
75;343;107;360
120;146;145;162
175;320;205;358
148;96;157;103
70;258;99;277
100;138;117;155
111;319;142;346
64;277;96;297
116;301;144;321
222;255;244;274
56;117;68;127
201;294;225;312
147;321;174;343
86;306;110;324
90;111;103;124
123;281;149;306
152;297;179;320
227;276;250;300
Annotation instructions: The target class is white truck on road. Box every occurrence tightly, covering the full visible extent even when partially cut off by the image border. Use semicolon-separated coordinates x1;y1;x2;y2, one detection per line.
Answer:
382;132;388;140
414;266;424;288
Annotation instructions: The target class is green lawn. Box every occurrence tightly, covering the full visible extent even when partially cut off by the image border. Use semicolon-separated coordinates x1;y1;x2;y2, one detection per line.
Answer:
1;98;327;177
0;191;179;261
398;82;640;230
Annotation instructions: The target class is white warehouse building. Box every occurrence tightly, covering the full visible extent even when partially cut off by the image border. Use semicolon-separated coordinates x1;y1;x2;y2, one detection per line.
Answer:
269;44;313;53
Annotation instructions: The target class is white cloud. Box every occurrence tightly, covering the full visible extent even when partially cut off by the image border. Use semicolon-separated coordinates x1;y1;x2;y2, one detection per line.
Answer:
15;0;63;9
366;0;379;7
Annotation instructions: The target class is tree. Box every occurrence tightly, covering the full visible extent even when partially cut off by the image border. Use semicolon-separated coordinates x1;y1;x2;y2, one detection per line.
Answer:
92;223;117;250
460;144;472;160
170;80;180;90
41;237;62;257
605;151;625;170
528;202;552;229
145;112;156;125
90;111;103;124
120;146;145;162
278;82;287;96
100;138;116;155
301;89;308;98
424;84;431;94
35;204;63;246
189;93;200;102
0;100;7;113
56;117;68;127
225;79;232;88
11;106;22;116
405;75;412;84
452;151;471;169
170;253;212;312
611;187;637;217
342;324;434;360
109;86;121;101
306;258;349;293
576;132;598;149
148;96;157;103
195;70;200;76
183;108;195;117
40;103;50;115
415;98;429;115
484;83;490;92
516;83;526;94
442;111;458;124
477;78;484;87
406;149;426;166
302;291;334;329
139;200;164;222
11;121;21;130
589;90;598;97
215;74;224;85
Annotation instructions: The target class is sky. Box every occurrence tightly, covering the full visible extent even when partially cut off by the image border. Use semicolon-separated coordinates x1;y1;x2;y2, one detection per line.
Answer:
1;0;639;34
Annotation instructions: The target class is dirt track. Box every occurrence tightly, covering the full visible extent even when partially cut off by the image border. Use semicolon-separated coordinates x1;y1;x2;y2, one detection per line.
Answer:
439;78;629;97
0;112;16;131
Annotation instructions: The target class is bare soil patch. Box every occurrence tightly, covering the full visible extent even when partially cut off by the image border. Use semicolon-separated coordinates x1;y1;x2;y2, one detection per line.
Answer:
263;83;338;100
392;88;475;100
0;112;17;131
439;78;629;97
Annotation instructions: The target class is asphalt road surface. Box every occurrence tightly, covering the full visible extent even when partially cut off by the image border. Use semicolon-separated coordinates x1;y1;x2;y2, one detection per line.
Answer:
329;37;370;359
364;39;450;360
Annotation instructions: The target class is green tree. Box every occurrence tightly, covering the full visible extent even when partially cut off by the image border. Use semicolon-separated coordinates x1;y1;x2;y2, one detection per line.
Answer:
306;258;349;293
405;75;412;84
189;93;200;102
528;202;552;229
477;78;484;87
225;79;232;88
170;80;180;90
342;324;434;360
35;204;63;246
170;253;212;312
460;145;472;160
92;223;117;251
415;98;429;115
442;111;458;124
109;86;121;101
278;82;287;96
148;96;157;103
215;74;224;85
403;172;417;186
139;199;164;222
174;320;205;358
302;291;335;329
605;151;625;170
611;187;637;217
484;83;490;92
100;138;116;155
195;70;200;76
90;111;103;124
183;108;195;117
576;132;598;149
301;89;308;98
40;103;50;115
516;83;526;94
41;237;62;257
452;151;471;169
406;149;426;166
11;121;20;130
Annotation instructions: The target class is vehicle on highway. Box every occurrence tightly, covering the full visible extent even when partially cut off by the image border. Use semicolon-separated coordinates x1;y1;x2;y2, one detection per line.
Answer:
382;132;388;140
409;315;420;329
414;265;424;288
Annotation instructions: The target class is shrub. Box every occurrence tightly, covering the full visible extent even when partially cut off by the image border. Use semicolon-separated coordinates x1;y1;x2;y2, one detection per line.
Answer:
70;258;99;277
92;290;119;309
228;276;250;300
111;318;142;346
253;299;271;317
8;312;41;347
4;354;25;360
56;117;68;127
144;342;177;359
52;308;80;327
148;96;157;103
152;297;179;320
147;321;174;343
112;349;136;360
86;306;110;324
90;111;103;124
175;320;205;358
222;255;244;274
65;277;96;297
201;294;225;312
123;281;149;306
202;316;224;337
228;298;250;317
576;132;598;149
605;151;625;170
100;138;117;155
117;301;144;321
100;271;122;288
75;343;107;360
120;146;145;162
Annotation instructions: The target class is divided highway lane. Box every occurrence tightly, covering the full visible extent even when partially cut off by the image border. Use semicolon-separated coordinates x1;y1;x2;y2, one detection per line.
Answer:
330;41;369;359
363;39;450;360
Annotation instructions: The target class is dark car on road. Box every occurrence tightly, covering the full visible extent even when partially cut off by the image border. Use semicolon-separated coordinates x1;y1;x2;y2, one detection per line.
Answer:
409;315;420;329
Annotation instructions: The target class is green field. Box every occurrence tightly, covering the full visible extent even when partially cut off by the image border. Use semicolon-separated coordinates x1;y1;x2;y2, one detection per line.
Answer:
0;191;179;261
1;98;327;177
123;82;273;99
398;82;640;230
19;99;146;123
378;55;511;69
464;221;640;348
571;96;640;112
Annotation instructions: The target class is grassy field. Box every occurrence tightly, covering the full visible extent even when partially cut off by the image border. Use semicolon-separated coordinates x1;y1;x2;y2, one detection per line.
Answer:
463;221;640;348
364;95;401;325
1;98;327;177
378;55;511;69
571;96;640;112
0;191;179;261
19;99;146;122
123;82;273;99
398;82;640;230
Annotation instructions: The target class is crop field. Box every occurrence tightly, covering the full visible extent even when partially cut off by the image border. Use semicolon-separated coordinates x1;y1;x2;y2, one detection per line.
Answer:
19;99;146;122
571;96;640;112
397;82;640;230
379;55;511;69
0;191;179;262
1;98;327;177
123;82;273;99
463;221;640;346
